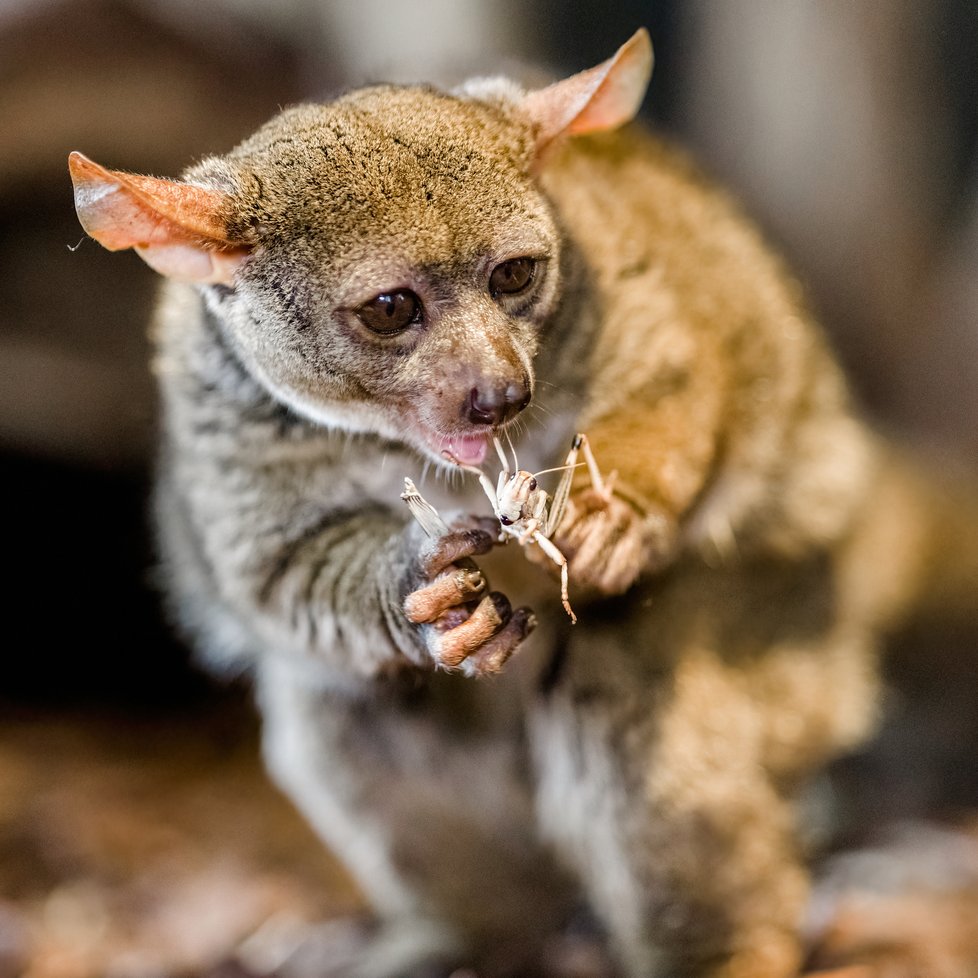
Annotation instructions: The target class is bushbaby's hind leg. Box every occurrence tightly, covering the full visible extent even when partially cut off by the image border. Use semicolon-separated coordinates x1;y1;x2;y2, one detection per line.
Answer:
257;656;576;978
531;651;809;978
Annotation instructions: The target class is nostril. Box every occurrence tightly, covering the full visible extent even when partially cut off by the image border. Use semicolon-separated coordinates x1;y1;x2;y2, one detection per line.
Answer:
506;380;531;414
468;387;505;426
468;381;532;426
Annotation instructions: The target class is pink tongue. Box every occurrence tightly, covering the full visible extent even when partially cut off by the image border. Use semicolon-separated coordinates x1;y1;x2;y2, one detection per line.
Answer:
442;434;488;466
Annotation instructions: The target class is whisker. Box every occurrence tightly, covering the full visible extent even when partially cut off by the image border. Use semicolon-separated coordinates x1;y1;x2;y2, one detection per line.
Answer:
507;417;527;447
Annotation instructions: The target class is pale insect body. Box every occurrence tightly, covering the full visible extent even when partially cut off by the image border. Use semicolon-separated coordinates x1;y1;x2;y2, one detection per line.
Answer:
402;433;611;624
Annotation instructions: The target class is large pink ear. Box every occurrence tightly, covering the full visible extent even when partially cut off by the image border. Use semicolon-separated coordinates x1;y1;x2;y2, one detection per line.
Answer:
520;29;653;155
68;151;252;285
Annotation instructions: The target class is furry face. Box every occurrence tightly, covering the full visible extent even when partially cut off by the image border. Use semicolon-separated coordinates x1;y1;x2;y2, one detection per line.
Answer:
70;32;652;467
186;90;563;466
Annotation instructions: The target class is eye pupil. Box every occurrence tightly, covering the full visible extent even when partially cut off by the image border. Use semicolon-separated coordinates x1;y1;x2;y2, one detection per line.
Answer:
490;258;535;297
357;289;422;334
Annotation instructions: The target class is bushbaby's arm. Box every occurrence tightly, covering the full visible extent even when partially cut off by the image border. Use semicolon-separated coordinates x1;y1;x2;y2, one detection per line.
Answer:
534;126;841;598
160;378;532;681
555;335;728;594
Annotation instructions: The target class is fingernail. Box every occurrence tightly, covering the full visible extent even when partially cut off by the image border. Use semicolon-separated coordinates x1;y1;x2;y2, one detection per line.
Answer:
461;569;486;592
464;529;493;555
489;590;512;624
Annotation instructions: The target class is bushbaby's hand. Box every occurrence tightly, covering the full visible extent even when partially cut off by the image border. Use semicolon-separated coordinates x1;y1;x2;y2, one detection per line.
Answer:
401;519;536;677
538;488;677;597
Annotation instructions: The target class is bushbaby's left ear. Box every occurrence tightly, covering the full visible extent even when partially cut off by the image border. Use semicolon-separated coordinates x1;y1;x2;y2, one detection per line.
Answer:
520;28;653;156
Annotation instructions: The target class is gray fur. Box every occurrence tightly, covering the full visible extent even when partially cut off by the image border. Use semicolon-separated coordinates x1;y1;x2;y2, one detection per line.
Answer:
72;48;974;978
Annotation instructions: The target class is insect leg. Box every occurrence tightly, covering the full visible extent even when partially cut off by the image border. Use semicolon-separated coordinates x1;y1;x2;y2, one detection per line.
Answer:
493;435;511;477
531;531;576;624
442;452;503;521
477;471;503;519
545;435;581;536
401;478;450;538
576;433;614;501
517;517;541;545
518;491;548;544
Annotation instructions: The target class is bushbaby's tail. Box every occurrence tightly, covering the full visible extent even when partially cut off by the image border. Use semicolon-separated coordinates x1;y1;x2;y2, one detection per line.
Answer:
836;442;978;822
892;450;978;622
841;443;978;633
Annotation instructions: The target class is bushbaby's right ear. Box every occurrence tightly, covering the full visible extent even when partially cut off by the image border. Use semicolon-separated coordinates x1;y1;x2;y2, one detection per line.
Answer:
68;152;253;285
520;28;653;158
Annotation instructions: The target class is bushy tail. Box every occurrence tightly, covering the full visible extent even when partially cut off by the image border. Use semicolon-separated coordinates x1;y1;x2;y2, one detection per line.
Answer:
842;442;978;634
834;441;978;823
890;449;978;622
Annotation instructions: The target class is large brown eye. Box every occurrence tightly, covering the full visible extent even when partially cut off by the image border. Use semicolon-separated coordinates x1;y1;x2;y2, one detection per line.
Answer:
356;290;422;334
489;258;536;298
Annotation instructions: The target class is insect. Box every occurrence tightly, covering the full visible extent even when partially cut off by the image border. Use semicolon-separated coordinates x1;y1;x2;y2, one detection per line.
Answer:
401;433;612;624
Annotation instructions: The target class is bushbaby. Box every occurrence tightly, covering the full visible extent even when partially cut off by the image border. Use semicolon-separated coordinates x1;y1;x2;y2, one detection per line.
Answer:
69;29;978;978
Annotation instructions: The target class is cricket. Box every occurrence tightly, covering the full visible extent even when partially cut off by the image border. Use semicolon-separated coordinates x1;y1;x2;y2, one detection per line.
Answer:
401;433;612;624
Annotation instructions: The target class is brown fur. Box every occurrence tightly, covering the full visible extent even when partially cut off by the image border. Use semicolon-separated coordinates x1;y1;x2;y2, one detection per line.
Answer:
69;31;977;978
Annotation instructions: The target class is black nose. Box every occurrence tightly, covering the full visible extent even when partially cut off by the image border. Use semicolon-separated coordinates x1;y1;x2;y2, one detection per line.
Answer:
467;381;531;426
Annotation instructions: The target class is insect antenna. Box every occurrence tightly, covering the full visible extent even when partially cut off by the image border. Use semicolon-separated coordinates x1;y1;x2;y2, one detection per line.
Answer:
505;429;519;473
531;461;585;479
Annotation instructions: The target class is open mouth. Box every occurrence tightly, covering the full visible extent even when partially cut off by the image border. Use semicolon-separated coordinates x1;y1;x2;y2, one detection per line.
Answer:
434;432;489;466
407;422;491;467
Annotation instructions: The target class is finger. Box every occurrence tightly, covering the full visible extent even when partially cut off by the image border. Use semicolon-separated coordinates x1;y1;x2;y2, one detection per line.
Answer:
576;487;613;513
560;507;634;593
461;607;537;678
430;591;510;669
403;567;487;624
419;528;495;578
562;511;613;568
594;527;646;594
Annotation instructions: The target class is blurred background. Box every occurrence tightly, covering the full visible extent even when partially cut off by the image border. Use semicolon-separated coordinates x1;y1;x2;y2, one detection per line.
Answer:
1;1;976;975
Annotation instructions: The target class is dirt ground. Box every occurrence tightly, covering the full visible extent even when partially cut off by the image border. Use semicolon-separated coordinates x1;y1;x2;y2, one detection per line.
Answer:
1;693;977;978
